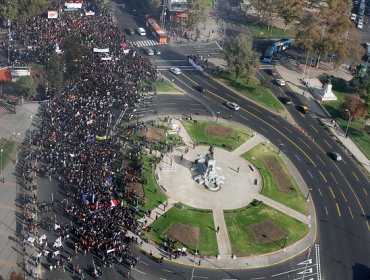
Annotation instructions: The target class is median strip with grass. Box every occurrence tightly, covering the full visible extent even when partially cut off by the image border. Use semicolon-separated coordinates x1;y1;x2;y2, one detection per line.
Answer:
225;202;309;256
243;143;308;215
217;71;284;112
145;203;218;256
0;139;16;170
182;120;251;151
247;22;296;39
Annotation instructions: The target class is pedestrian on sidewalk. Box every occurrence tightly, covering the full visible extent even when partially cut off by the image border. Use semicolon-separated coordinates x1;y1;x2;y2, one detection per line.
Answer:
198;259;201;266
237;166;240;173
216;226;220;233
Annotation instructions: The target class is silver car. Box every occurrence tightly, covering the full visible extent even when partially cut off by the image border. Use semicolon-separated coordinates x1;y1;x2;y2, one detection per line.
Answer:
225;102;240;111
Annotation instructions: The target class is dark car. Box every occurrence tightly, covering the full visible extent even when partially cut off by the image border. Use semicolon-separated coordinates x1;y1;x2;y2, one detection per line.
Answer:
328;152;342;161
194;85;206;92
279;96;292;105
124;28;135;35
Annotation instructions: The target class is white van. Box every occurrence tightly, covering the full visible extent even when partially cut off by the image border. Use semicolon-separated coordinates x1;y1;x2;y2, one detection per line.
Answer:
137;27;146;36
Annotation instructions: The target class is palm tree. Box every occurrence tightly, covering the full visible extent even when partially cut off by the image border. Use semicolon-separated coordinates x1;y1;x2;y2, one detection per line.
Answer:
100;0;114;14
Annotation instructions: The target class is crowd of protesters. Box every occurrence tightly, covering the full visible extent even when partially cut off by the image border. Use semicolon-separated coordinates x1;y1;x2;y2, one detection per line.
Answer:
12;0;158;278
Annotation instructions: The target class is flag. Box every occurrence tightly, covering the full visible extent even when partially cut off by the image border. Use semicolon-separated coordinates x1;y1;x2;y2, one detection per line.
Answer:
82;194;87;202
92;193;95;204
53;237;62;248
111;199;118;207
106;176;112;184
54;224;61;230
87;135;95;143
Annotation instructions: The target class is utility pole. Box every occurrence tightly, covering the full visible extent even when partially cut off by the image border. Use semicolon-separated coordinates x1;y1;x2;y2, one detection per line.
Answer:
190;239;200;280
160;0;167;32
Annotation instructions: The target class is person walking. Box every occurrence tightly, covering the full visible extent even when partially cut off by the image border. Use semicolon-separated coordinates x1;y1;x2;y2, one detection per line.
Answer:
216;226;220;233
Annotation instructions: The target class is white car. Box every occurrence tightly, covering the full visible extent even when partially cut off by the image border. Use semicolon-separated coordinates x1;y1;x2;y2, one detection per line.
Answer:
225;102;240;111
357;22;363;29
351;13;357;21
276;79;286;86
170;67;181;75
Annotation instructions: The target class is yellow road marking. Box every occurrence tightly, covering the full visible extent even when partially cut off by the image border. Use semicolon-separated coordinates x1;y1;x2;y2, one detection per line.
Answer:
319;171;327;182
298;137;312;150
336;203;342;217
352;172;359;182
324;139;332;148
363;188;368;196
339;188;347;202
196;76;217;89
330;172;338;184
284;126;293;133
310;125;318;133
348;207;354;220
329;186;336;199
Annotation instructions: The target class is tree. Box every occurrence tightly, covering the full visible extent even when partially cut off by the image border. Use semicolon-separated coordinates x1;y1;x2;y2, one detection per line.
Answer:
223;34;260;80
99;0;114;14
63;33;84;81
16;76;37;97
339;93;367;121
186;0;209;31
277;0;304;31
250;0;279;28
307;0;321;8
47;52;64;95
296;0;353;68
0;0;47;22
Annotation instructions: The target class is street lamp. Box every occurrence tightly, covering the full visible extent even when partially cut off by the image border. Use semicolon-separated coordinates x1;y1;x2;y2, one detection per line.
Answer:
0;149;3;182
344;109;352;138
216;112;220;122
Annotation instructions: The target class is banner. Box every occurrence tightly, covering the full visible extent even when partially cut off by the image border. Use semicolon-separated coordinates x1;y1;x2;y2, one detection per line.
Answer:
93;48;109;53
96;135;107;140
188;58;204;72
101;57;112;61
111;199;118;207
123;49;130;54
65;2;82;9
85;11;95;16
48;11;58;19
53;237;62;248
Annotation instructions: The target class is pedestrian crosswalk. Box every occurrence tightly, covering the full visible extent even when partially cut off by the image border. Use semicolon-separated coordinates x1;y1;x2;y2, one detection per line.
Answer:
132;40;167;47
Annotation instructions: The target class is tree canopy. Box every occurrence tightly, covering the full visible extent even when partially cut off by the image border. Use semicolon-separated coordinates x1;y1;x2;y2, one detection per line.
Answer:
223;34;260;80
0;0;48;22
47;52;64;96
186;0;209;31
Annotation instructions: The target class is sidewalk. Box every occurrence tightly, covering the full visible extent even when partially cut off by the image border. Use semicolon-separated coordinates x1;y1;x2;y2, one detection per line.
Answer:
275;63;370;174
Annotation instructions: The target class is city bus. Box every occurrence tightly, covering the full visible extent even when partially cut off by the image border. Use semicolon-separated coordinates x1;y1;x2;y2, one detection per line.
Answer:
144;15;167;44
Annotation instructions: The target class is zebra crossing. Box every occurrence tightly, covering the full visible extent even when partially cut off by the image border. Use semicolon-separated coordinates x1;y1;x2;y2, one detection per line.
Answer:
132;40;166;47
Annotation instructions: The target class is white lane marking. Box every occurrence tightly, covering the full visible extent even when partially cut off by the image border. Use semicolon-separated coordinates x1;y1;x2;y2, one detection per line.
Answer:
318;188;322;197
297;268;313;274
132;268;146;274
190;103;202;106
260;127;268;133
316;244;322;280
162;269;173;273
271;265;316;277
307;170;313;178
161;103;177;105
325;206;328;215
215;41;223;50
139;260;149;265
240;115;249;121
298;259;312;265
251;277;266;280
193;276;208;279
295;154;301;162
159;278;167;280
192;108;207;111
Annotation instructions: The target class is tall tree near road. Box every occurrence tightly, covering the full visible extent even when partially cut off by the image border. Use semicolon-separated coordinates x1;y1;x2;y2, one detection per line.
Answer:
99;0;114;13
250;0;278;29
296;0;353;68
0;0;47;21
277;0;304;31
47;52;64;96
339;94;368;121
223;34;260;80
186;0;209;31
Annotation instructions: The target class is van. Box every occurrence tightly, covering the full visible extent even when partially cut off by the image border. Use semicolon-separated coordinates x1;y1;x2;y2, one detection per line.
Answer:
137;27;146;36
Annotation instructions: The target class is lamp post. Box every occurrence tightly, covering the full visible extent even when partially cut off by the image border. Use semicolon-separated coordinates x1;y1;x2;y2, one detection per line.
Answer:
0;149;3;182
216;112;220;122
13;132;20;164
344;109;352;138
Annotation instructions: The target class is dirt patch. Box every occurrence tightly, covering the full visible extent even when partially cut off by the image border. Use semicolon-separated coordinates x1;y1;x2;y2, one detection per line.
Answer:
250;220;286;243
262;155;294;193
205;125;232;137
127;182;144;197
166;223;200;248
137;127;166;141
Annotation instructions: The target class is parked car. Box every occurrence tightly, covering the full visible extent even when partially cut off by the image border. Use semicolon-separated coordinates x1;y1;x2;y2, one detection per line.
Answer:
358;21;364;29
170;67;181;75
328;152;342;161
279;96;292;105
225;101;240;111
194;85;206;92
351;13;357;21
276;79;286;86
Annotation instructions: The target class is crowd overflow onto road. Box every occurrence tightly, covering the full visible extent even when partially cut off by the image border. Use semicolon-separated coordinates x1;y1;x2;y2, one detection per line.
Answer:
15;0;159;278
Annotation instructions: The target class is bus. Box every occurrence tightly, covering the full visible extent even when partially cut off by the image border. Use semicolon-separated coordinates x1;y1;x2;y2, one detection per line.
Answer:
262;39;292;63
144;15;167;44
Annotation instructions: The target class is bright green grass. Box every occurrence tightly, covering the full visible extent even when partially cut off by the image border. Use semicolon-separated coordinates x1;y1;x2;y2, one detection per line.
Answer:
140;156;168;214
0;139;16;170
247;22;297;39
182;119;251;151
152;80;177;92
146;204;218;256
218;71;284;112
243;144;308;215
224;203;309;256
323;78;370;159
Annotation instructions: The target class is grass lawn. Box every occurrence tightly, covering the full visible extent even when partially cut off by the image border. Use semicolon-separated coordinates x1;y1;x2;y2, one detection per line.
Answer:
243;144;308;215
146;203;218;256
140;156;168;214
323;78;370;159
217;71;284;112
0;139;16;170
182;119;251;150
247;22;296;39
224;203;309;256
153;80;177;93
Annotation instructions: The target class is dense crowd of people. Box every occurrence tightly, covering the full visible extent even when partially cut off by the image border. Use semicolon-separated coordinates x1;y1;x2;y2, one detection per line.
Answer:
12;0;158;277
